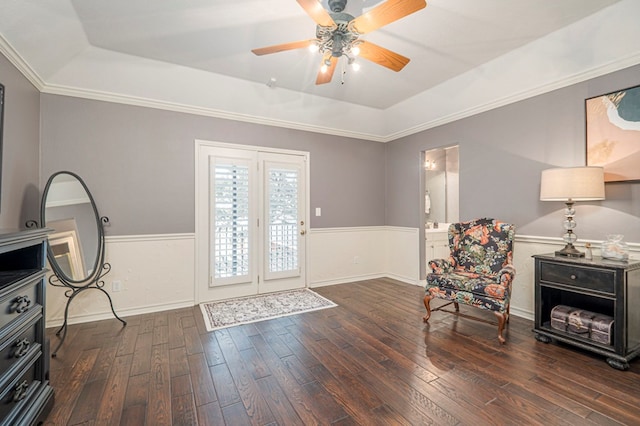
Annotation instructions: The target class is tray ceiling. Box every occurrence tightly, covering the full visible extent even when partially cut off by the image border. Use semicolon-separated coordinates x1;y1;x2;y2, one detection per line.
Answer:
1;0;639;141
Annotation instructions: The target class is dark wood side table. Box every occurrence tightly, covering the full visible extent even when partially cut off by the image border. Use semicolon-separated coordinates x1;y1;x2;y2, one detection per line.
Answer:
533;254;640;370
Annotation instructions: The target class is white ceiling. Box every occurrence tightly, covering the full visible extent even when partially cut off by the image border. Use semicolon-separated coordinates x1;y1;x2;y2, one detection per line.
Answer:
1;0;639;141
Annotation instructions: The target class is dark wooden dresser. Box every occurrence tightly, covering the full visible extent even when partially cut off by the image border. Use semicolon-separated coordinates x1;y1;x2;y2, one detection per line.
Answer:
533;253;640;370
0;228;53;425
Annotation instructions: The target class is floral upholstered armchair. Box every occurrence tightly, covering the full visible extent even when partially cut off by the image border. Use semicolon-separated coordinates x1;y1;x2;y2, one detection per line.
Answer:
423;218;516;343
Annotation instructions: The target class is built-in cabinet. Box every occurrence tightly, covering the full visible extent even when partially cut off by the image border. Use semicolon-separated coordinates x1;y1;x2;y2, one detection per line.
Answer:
0;228;53;424
425;229;450;262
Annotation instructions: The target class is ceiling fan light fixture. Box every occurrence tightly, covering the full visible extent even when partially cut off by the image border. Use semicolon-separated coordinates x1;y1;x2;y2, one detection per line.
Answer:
252;0;427;85
348;57;360;71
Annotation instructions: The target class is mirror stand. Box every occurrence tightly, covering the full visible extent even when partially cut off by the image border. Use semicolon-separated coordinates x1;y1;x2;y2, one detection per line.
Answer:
30;171;127;358
46;217;126;357
27;217;127;357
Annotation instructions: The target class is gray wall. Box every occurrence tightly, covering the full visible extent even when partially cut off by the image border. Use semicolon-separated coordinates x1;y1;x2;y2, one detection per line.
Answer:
40;95;386;235
6;50;639;243
386;64;640;243
0;54;40;229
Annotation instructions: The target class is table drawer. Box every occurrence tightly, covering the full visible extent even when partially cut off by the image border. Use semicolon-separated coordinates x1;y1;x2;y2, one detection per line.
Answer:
540;261;615;294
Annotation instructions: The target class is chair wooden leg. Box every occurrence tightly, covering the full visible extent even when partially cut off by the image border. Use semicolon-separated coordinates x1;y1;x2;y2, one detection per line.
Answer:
494;311;507;344
423;294;433;322
453;301;460;312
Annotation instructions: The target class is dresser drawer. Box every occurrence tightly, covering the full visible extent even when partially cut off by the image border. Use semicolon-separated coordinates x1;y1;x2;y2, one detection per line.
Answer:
0;229;53;424
540;261;615;294
0;314;41;389
0;278;41;331
0;355;38;423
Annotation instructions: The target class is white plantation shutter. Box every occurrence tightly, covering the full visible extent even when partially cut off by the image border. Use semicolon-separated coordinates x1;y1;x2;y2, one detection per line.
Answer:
267;167;299;274
211;158;253;285
262;157;304;282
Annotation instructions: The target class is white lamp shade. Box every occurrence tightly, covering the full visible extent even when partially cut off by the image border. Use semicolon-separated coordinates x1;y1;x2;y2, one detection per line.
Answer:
540;166;605;201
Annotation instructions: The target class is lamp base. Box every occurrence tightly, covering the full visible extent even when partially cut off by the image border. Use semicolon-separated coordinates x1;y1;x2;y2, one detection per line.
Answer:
555;243;584;258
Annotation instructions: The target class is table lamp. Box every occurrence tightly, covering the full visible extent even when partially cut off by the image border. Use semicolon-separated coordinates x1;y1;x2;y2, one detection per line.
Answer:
540;166;605;257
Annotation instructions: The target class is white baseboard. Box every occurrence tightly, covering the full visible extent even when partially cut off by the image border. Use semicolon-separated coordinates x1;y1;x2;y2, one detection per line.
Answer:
45;299;195;328
510;306;534;322
384;273;420;286
310;273;387;288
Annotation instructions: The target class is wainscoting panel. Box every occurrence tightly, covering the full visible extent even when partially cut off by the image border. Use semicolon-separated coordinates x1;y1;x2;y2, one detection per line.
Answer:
510;236;565;320
307;227;388;287
45;233;195;327
44;229;638;327
383;226;420;284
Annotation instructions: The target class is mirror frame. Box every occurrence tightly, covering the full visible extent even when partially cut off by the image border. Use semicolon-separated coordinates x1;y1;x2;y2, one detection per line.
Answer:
0;83;4;213
40;171;107;287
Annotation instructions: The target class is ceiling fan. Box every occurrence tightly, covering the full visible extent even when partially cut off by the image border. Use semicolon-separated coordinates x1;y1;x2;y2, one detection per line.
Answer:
252;0;427;85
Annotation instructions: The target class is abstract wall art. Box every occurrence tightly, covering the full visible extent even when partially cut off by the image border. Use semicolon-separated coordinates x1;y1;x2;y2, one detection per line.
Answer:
586;84;640;182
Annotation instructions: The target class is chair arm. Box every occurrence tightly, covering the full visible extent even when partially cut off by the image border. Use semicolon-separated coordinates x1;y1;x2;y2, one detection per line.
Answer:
498;264;516;287
429;258;455;274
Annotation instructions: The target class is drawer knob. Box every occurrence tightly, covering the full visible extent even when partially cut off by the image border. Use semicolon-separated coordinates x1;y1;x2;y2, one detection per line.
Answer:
13;295;32;314
14;338;31;358
12;380;29;402
570;274;577;280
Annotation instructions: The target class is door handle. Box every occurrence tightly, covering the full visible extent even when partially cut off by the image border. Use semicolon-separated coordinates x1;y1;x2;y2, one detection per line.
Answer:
300;230;306;235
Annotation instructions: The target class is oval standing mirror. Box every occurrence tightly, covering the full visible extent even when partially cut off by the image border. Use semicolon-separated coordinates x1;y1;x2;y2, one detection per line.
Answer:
41;171;102;284
38;171;126;357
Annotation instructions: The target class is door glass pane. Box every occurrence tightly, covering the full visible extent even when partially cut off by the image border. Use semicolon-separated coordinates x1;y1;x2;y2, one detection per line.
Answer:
213;163;250;279
268;167;298;273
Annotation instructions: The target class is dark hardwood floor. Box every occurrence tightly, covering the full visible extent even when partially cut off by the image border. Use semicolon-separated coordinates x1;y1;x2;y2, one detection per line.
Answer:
43;278;640;425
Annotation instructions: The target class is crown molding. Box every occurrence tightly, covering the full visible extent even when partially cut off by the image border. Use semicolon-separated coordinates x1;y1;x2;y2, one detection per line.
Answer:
40;83;387;143
386;51;640;141
0;35;45;91
4;32;640;143
38;52;640;143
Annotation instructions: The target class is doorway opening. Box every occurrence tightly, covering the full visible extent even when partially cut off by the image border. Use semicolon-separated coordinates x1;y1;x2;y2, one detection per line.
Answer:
421;145;459;278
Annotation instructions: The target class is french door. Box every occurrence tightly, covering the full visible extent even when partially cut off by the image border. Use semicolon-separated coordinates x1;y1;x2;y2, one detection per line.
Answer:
196;142;308;303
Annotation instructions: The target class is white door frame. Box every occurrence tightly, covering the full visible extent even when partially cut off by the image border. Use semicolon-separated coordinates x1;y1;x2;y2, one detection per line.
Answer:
194;140;310;304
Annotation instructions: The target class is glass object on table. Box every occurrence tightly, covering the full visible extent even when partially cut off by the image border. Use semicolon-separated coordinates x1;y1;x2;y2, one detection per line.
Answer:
601;235;629;261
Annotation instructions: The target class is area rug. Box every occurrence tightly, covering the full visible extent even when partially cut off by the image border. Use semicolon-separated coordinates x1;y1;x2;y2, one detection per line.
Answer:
199;288;337;332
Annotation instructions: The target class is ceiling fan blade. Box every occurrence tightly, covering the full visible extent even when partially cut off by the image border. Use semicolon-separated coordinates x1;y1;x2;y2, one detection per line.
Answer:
252;39;315;56
357;41;410;72
316;56;338;85
297;0;336;28
351;0;426;34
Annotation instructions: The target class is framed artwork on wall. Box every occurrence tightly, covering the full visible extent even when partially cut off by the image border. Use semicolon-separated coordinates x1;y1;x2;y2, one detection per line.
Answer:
586;84;640;183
